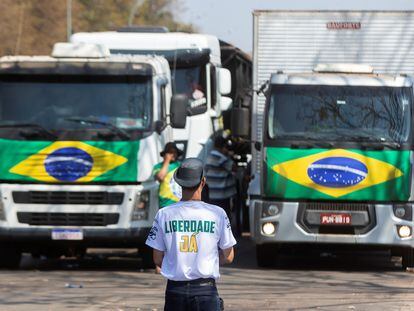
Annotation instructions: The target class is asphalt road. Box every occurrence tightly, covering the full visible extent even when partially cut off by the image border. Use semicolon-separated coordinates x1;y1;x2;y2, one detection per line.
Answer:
0;237;413;311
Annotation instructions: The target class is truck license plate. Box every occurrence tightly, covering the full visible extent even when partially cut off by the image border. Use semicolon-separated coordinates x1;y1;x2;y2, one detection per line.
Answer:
320;213;351;225
51;229;83;240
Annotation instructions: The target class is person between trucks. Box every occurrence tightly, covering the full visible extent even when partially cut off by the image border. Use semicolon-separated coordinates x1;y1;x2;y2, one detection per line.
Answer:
205;136;237;220
146;158;236;311
153;142;183;208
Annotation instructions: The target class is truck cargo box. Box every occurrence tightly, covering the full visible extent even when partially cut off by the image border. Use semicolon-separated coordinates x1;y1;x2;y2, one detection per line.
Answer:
253;10;414;172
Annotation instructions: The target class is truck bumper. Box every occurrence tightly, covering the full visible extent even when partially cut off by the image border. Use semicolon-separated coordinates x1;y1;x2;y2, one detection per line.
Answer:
250;200;414;248
0;182;159;249
0;227;151;248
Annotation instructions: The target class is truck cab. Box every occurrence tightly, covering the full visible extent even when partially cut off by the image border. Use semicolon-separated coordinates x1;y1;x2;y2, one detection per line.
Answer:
0;42;176;268
249;64;414;267
71;29;232;159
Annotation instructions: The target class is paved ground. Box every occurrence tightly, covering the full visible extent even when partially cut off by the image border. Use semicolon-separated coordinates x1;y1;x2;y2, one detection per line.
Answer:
0;237;413;310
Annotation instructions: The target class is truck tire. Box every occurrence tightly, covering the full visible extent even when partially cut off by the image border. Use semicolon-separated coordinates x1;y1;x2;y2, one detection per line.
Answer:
256;244;279;268
139;245;154;269
242;203;250;232
402;247;414;269
0;248;21;269
233;200;243;238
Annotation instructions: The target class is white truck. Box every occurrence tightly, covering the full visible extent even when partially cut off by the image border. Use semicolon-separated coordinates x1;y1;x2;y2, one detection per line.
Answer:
0;42;188;268
235;11;414;268
71;27;232;159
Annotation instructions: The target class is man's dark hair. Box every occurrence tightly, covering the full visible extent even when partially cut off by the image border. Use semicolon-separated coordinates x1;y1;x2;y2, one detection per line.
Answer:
182;182;201;193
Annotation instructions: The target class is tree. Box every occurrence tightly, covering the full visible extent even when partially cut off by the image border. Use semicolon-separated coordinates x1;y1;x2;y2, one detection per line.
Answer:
0;0;67;55
0;0;195;56
74;0;194;33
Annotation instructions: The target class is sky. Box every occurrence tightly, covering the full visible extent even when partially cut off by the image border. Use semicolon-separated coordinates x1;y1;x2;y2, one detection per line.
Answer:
181;0;414;52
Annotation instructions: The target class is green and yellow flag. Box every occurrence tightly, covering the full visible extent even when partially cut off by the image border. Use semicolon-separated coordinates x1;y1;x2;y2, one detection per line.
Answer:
153;161;181;208
265;147;411;201
0;139;139;183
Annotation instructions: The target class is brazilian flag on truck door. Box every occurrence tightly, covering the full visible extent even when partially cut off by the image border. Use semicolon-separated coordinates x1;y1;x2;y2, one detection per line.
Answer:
265;147;411;201
0;139;139;182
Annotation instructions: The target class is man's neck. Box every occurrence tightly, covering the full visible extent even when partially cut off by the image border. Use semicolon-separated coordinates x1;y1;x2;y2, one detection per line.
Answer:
181;195;201;201
181;191;202;201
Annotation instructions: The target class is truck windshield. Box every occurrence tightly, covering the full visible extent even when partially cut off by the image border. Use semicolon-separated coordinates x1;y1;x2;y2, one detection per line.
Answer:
172;66;207;103
0;74;152;134
268;85;412;144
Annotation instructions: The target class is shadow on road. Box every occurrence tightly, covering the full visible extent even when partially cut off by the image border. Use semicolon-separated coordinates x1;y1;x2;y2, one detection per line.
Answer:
19;249;150;272
15;237;404;273
230;236;403;272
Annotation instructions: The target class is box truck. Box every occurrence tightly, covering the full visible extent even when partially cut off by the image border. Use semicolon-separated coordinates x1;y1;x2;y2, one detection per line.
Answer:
237;11;414;268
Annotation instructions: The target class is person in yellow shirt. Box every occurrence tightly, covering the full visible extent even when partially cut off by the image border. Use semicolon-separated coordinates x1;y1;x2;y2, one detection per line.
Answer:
153;143;183;208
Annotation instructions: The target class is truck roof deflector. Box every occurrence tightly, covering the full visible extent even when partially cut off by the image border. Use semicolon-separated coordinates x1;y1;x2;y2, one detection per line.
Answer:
314;64;374;74
52;42;110;59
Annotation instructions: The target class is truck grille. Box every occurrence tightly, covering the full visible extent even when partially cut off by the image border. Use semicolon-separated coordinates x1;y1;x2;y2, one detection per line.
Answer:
305;202;369;212
12;191;124;205
17;212;119;226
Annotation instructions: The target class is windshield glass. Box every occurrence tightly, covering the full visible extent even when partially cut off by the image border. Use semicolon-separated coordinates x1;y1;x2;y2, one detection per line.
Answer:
172;66;207;104
0;74;152;132
268;85;412;144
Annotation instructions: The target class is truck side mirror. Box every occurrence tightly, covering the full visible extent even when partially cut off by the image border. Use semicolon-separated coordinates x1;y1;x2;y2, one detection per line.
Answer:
170;94;188;129
218;68;231;95
231;107;250;138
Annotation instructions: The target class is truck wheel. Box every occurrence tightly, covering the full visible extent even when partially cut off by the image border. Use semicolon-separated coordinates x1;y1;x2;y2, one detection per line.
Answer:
402;247;414;269
242;203;250;232
233;203;243;238
256;244;279;268
139;245;154;269
0;248;22;269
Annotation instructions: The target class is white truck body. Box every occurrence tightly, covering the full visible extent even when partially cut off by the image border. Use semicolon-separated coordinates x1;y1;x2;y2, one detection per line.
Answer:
0;43;173;266
251;11;414;267
71;31;232;160
253;10;414;174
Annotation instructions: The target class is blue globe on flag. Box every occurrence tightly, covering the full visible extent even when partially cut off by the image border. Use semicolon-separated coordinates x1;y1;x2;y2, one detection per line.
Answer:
44;147;94;181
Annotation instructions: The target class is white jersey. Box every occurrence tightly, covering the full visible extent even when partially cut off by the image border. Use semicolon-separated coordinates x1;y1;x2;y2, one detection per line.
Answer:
145;200;237;281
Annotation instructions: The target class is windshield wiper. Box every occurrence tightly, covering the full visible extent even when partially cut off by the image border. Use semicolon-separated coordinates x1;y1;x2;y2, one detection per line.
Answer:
358;139;401;150
65;117;131;140
323;129;402;149
278;135;314;148
282;130;401;149
289;140;334;149
0;123;57;140
343;133;401;149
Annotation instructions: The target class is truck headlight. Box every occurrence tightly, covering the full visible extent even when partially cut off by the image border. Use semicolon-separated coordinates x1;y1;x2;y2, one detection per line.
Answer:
393;204;412;221
262;222;276;235
262;203;282;217
131;191;149;221
397;225;412;238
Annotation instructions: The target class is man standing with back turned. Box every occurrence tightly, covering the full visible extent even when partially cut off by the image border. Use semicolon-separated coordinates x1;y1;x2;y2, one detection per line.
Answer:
146;158;236;311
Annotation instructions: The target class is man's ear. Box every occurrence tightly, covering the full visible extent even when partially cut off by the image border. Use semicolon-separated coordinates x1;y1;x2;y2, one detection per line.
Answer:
201;177;206;188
